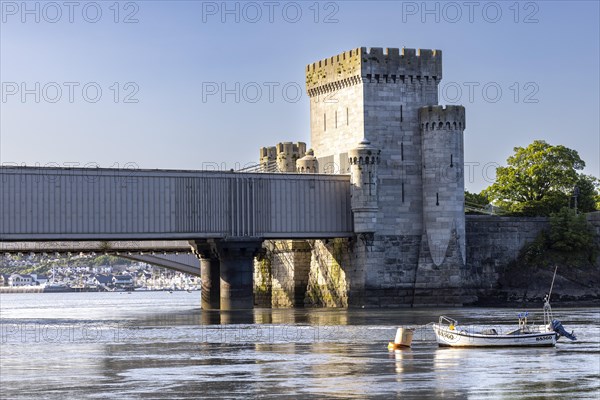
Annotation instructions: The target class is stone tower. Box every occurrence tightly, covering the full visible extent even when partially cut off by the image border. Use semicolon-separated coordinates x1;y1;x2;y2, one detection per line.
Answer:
304;46;467;306
260;142;306;172
419;105;466;268
348;139;380;234
296;149;319;173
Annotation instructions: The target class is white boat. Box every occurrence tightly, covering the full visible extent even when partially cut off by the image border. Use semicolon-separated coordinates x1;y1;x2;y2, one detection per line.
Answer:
432;314;561;347
432;267;577;348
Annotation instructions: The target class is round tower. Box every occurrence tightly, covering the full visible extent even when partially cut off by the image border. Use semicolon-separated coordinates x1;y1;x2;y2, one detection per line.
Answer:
296;149;319;173
276;142;306;172
419;105;466;266
348;139;380;233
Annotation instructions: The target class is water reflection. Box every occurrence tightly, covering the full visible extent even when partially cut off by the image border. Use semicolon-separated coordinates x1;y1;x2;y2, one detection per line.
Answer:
1;293;598;399
433;346;464;370
391;348;414;375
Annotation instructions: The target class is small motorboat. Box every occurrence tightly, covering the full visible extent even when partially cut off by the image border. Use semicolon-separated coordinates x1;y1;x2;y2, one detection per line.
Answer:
432;267;577;348
432;312;574;347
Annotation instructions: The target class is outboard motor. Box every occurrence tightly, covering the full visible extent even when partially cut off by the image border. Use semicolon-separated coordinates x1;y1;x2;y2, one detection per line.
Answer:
552;319;577;341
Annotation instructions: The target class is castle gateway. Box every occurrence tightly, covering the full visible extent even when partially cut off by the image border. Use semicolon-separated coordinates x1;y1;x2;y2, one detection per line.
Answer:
257;47;469;307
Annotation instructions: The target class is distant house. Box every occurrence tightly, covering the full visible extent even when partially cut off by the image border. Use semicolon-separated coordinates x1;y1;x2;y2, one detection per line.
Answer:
112;275;133;288
140;272;152;280
8;274;34;286
30;274;49;285
0;274;10;286
98;266;112;273
93;274;114;288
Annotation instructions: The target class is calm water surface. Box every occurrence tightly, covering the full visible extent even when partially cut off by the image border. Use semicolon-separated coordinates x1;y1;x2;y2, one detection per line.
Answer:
1;292;598;399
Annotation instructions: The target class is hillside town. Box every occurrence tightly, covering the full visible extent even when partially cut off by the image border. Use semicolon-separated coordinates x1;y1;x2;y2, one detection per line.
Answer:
0;254;199;292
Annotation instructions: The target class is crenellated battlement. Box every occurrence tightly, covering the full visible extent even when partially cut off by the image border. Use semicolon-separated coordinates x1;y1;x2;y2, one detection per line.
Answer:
260;142;306;172
419;105;465;131
306;47;442;97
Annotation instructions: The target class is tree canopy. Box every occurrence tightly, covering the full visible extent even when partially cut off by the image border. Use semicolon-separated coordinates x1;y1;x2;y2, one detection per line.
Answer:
547;207;595;252
465;191;490;214
483;140;599;216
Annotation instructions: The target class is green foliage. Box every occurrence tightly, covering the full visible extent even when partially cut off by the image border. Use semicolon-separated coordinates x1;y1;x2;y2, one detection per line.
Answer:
575;174;600;213
465;190;489;206
483;140;598;216
464;190;491;214
517;207;597;269
547;207;595;252
91;255;120;266
520;233;547;265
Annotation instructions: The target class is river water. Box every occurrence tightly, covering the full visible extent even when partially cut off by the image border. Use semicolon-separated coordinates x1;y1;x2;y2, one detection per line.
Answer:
0;292;598;399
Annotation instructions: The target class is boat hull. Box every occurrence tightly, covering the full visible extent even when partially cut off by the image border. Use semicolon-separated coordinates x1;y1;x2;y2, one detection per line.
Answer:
432;324;557;347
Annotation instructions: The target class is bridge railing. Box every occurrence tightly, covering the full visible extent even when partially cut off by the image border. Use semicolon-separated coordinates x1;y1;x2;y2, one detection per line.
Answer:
236;161;280;173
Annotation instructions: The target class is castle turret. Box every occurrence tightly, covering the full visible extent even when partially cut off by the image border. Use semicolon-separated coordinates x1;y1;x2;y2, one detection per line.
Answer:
277;142;305;172
419;105;466;266
259;142;306;172
260;146;277;171
348;139;380;233
296;149;319;173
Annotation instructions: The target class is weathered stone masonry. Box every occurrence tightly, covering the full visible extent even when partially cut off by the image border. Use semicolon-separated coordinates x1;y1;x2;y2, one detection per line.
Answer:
252;46;599;308
254;46;470;307
305;47;468;306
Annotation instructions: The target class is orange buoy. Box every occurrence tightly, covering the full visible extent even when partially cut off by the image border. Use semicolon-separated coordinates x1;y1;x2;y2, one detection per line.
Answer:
388;342;410;350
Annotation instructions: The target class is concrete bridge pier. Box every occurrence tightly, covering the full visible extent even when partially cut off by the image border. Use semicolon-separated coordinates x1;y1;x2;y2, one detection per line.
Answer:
191;241;221;310
215;240;263;310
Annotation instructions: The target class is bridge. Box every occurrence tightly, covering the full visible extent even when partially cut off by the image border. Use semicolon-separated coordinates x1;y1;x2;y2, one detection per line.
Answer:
0;166;353;309
0;240;201;275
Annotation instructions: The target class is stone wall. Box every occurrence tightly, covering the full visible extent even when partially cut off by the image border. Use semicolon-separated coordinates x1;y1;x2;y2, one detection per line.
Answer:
254;240;312;308
464;215;549;288
305;239;351;307
269;240;312;307
466;212;600;304
253;213;599;307
253;255;272;307
586;211;600;266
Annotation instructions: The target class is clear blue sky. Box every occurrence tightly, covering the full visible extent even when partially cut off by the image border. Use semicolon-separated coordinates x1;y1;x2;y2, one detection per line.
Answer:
1;0;599;191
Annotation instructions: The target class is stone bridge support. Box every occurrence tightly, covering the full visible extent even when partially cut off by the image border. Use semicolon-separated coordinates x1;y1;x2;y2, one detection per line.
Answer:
193;239;263;310
269;240;312;307
191;241;221;310
215;240;263;310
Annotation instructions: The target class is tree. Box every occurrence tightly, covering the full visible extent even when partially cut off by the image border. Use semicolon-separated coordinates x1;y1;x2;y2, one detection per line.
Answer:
548;207;595;252
465;190;489;207
574;174;600;213
464;190;490;214
484;140;599;216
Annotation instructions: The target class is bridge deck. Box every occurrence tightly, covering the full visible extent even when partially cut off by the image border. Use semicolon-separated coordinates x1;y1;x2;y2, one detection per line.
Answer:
0;167;353;241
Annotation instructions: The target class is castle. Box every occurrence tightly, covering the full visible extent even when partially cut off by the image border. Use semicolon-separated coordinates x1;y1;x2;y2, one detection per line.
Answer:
255;46;470;307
